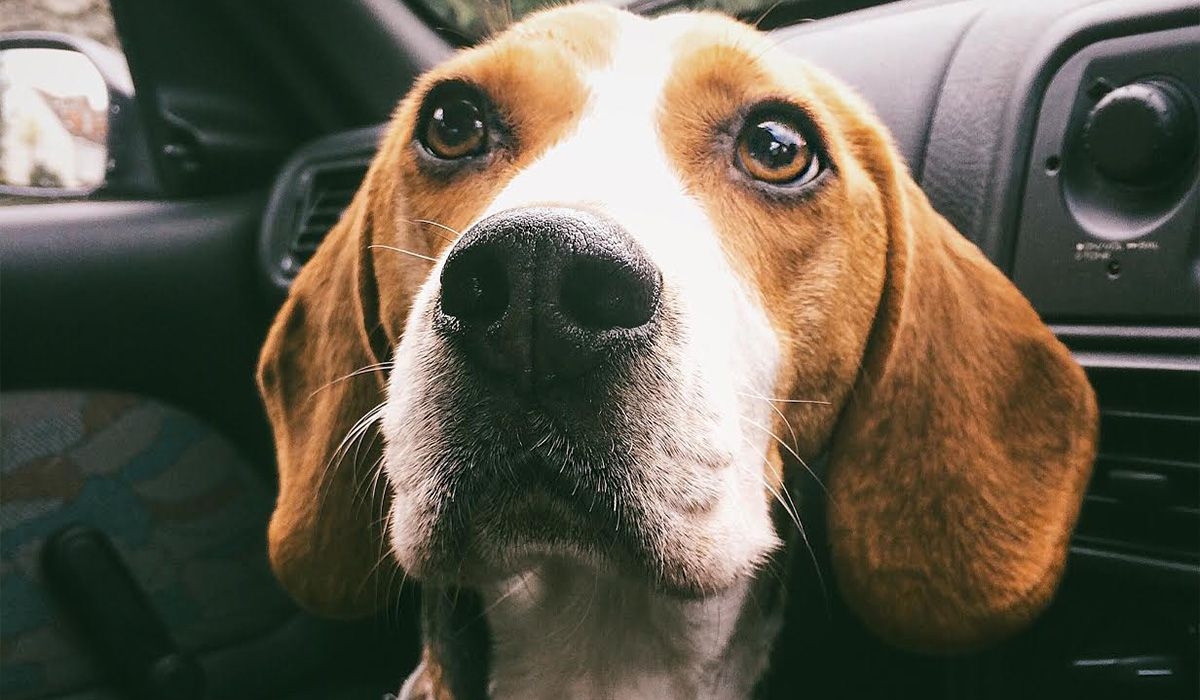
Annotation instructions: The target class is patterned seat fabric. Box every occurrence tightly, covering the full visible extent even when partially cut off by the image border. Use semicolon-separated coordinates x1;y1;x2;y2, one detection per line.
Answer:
1;392;292;699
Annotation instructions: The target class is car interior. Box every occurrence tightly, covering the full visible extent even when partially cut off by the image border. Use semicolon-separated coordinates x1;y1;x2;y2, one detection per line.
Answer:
1;0;1196;698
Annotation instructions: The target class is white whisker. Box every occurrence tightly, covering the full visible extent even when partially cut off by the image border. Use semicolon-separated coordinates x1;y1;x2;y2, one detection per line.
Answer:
369;244;438;263
411;218;464;242
737;432;829;610
737;390;830;405
316;401;387;513
739;415;828;496
308;362;392;399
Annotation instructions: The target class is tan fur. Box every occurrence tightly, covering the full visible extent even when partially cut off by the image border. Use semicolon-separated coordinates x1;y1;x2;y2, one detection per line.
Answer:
257;177;392;617
398;651;455;700
257;2;1097;680
825;172;1098;651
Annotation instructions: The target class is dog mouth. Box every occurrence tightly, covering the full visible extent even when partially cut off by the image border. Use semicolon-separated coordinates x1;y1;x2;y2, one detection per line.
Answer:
406;405;650;579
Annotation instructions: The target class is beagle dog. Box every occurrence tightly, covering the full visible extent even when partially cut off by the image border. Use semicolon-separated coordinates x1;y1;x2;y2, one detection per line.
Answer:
257;5;1098;698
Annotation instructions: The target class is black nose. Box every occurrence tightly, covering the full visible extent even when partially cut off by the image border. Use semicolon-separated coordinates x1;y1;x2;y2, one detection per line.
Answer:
437;207;661;389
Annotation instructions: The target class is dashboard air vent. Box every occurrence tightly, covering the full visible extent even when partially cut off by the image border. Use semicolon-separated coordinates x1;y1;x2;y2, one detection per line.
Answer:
1074;364;1200;562
259;124;385;295
282;161;368;278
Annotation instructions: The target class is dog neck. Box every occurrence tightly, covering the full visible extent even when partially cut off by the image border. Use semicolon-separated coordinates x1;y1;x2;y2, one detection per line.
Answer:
400;497;815;700
471;558;783;700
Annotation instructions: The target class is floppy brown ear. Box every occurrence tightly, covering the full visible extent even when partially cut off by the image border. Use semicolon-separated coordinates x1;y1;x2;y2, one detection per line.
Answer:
826;162;1099;651
257;179;396;618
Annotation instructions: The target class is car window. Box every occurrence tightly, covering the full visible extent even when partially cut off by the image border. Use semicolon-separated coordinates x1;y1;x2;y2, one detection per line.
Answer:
0;0;122;203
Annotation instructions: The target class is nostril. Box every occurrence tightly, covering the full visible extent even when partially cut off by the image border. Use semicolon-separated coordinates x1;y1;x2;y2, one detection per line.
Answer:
435;207;663;384
440;251;509;324
561;256;660;330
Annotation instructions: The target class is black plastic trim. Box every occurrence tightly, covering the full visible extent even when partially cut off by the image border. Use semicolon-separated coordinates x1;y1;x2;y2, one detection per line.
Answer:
920;0;1200;267
0;195;274;466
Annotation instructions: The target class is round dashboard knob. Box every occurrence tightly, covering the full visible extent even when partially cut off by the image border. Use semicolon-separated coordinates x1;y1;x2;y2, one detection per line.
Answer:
1083;79;1197;187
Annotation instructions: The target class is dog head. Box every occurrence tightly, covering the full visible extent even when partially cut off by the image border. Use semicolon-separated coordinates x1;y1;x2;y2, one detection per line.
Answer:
258;4;1097;652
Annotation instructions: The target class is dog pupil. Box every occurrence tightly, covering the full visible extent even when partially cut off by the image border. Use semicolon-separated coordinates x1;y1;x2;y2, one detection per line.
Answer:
751;121;799;168
434;100;483;146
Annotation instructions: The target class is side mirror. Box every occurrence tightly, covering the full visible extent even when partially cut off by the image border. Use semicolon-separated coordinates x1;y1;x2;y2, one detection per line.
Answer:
0;32;156;198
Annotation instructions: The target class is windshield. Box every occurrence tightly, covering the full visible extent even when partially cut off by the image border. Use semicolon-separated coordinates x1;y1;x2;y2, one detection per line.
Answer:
408;0;900;44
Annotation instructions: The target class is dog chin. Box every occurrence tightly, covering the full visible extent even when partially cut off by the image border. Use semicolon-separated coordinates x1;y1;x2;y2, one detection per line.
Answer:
386;459;777;599
395;535;768;602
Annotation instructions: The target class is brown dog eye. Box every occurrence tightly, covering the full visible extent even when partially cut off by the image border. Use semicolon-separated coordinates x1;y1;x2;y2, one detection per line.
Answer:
422;96;487;160
736;119;819;185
